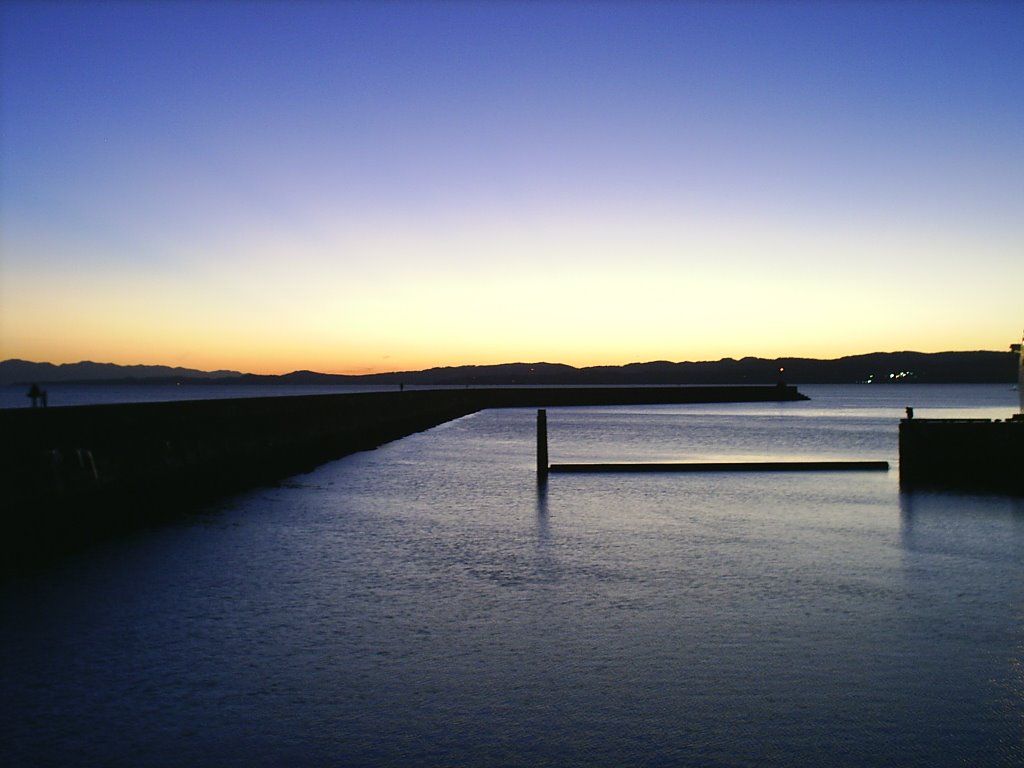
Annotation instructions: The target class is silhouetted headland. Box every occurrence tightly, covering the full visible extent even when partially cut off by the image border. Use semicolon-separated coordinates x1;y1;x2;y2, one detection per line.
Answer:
1;349;1016;387
1;385;805;576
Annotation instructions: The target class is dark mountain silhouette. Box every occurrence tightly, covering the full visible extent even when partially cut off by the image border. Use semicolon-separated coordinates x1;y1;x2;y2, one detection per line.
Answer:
0;359;242;386
247;352;1012;385
2;350;1016;387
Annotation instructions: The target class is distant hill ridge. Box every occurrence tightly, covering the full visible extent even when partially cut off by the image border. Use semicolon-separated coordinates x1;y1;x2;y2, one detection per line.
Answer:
1;351;1016;386
0;359;242;386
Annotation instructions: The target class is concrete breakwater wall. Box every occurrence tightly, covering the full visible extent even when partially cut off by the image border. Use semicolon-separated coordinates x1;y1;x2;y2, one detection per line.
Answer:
1;385;805;573
899;417;1024;494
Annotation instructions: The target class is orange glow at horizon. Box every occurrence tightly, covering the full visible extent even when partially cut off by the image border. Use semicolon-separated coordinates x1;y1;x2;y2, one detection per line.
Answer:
3;208;1019;375
2;311;1017;378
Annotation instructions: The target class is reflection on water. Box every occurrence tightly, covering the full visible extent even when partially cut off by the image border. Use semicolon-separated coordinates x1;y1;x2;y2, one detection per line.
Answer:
897;490;1024;766
1;386;1021;766
535;480;550;539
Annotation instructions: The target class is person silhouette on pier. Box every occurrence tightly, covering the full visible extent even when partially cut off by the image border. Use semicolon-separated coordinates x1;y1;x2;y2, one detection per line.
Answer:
27;382;47;408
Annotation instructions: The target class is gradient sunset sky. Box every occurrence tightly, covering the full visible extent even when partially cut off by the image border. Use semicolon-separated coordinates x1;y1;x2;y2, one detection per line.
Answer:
2;1;1021;375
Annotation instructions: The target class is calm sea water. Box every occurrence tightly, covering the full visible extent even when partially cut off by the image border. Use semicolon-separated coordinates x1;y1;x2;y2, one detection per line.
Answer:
2;385;1021;766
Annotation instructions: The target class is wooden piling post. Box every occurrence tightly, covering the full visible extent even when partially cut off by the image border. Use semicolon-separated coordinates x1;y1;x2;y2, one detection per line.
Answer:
537;409;548;479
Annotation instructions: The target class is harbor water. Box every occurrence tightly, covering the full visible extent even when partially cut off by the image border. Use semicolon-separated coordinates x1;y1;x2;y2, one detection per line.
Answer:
2;385;1022;766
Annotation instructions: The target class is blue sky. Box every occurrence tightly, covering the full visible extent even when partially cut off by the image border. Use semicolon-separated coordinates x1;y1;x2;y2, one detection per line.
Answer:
2;1;1021;373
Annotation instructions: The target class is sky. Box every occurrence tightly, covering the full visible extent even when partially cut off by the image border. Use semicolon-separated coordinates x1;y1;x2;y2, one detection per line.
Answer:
1;1;1021;375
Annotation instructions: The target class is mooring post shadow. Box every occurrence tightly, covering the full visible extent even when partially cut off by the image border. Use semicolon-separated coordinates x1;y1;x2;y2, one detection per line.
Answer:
537;409;549;481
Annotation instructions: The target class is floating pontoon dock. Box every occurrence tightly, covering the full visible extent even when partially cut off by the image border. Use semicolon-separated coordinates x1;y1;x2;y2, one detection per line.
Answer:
535;409;889;478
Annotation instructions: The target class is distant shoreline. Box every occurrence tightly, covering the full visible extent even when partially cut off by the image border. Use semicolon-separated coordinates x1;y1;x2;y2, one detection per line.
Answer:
2;350;1016;387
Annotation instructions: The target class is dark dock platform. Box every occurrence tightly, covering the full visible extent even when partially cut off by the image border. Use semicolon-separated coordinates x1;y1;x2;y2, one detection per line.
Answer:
897;334;1024;495
1;385;805;574
549;460;889;473
899;416;1024;494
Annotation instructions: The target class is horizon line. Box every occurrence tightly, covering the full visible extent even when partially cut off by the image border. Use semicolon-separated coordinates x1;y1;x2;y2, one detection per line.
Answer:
1;347;1014;380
